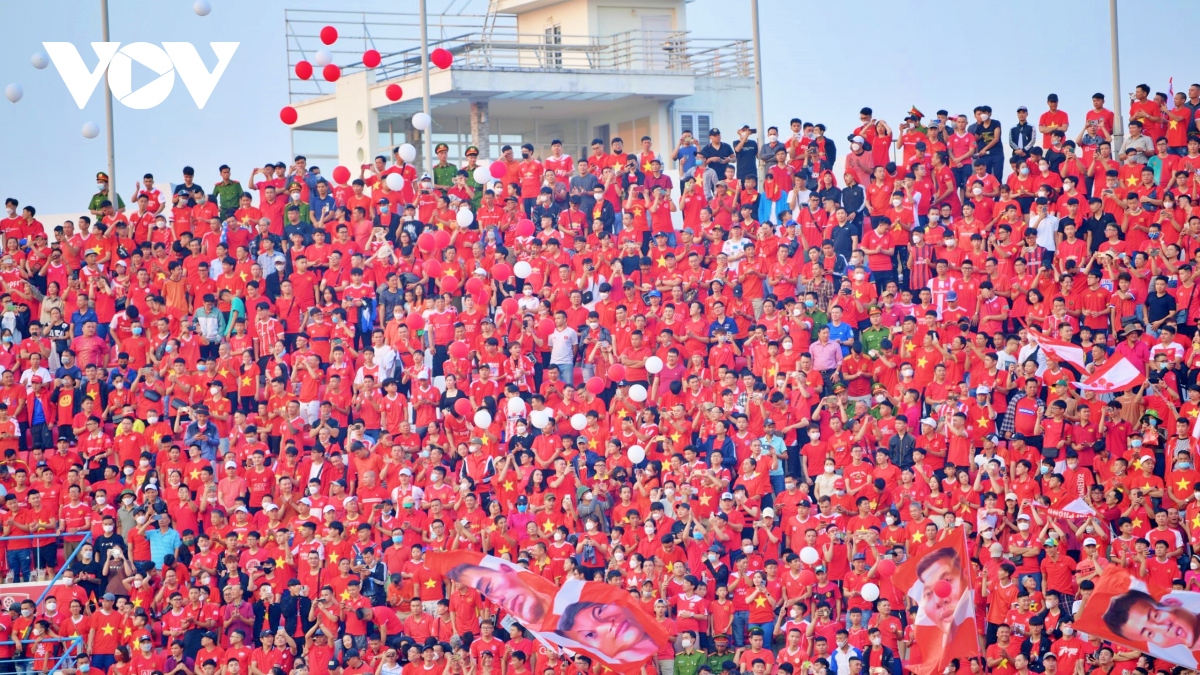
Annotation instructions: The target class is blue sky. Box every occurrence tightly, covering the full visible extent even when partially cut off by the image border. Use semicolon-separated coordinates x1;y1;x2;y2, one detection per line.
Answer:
1;0;1198;213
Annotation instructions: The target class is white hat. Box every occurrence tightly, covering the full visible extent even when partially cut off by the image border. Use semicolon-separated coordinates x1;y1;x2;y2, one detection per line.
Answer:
399;467;413;476
263;503;279;512
235;505;249;513
343;496;357;505
920;417;937;427
975;385;991;395
299;498;312;506
851;135;866;145
1083;538;1098;546
225;461;237;469
323;505;337;512
418;372;429;380
1005;493;1018;501
762;507;775;518
1017;513;1031;521
720;492;734;501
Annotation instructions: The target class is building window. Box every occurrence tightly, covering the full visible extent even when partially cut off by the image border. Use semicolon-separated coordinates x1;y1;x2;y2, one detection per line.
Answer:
678;112;712;139
544;25;562;68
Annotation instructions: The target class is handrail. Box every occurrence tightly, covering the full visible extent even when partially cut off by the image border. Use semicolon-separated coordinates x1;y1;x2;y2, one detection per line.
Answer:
0;531;92;609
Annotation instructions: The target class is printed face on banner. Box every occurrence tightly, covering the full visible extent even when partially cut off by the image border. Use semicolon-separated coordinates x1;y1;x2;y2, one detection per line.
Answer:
553;599;659;662
1075;566;1200;669
443;560;554;627
892;532;981;675
916;547;969;631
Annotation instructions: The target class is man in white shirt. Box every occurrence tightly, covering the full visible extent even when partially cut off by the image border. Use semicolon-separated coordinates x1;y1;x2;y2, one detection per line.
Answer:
544;310;579;386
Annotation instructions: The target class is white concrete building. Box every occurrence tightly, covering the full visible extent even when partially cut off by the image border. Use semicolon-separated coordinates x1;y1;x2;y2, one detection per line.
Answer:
285;0;754;174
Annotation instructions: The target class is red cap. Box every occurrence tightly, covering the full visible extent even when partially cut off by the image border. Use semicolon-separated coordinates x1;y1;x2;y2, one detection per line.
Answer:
833;478;847;490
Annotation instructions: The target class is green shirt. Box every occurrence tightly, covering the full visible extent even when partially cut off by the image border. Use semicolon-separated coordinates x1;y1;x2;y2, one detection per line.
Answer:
214;180;244;215
706;652;735;674
860;326;890;355
675;651;707;675
88;189;124;213
433;162;458;189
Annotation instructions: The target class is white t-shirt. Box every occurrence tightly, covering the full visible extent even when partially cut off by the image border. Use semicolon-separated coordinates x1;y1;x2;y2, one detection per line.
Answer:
547;327;579;365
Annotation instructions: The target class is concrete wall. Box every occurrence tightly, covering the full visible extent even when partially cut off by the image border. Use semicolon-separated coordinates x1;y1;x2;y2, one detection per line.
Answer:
672;76;756;135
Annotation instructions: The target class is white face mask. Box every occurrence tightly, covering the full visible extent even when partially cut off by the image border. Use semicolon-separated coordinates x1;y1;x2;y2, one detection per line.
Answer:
103;525;114;533
824;465;835;474
553;532;564;541
1039;164;1050;173
124;467;135;476
707;553;718;562
644;525;655;535
851;143;862;152
891;198;902;208
45;602;56;612
96;496;107;505
210;386;220;396
742;545;754;555
980;114;990;121
972;187;982;196
885;516;895;525
1018;521;1030;531
871;637;882;646
585;522;595;531
135;516;146;524
901;369;914;378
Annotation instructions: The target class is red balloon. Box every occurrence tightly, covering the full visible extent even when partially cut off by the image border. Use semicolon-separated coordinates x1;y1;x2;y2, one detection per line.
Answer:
323;64;341;82
608;364;626;382
440;275;460;293
934;580;952;599
586;377;606;395
332;166;350;184
453;398;473;417
876;559;897;578
320;26;338;45
433;230;451;249
417;233;436;252
489;162;507;179
797;570;816;586
492;263;513;280
424;259;443;278
362;49;381;68
385;84;403;101
430;48;453;69
501;298;519;315
295;61;313;80
536;318;555;337
472;290;489;306
449;341;469;359
279;106;298;125
516;219;535;237
465;278;484;295
404;313;425;331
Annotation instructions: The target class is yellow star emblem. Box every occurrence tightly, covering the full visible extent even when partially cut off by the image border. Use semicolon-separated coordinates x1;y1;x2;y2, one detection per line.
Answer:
656;257;667;267
1179;478;1191;490
102;624;115;636
498;547;510;556
616;409;628;419
423;579;436;588
670;433;681;443
239;272;248;281
503;481;514;491
1143;483;1152;491
977;418;988;427
1126;176;1138;186
642;162;653;172
699;494;712;505
1193;515;1200;528
911;532;924;543
150;433;162;443
132;597;143;608
190;470;200;480
92;245;103;254
588;439;597;449
1132;518;1143;528
1171;120;1179;130
276;557;286;567
329;552;339;563
123;627;132;638
218;369;229;377
917;357;928;368
754;596;767;607
542;520;555;532
340;590;351;600
241;377;251;386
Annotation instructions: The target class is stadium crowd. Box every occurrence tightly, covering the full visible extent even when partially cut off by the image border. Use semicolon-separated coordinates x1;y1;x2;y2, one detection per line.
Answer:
1;82;1200;675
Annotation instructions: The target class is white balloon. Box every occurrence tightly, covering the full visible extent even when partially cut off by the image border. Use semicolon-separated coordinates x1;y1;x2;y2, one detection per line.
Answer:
645;356;663;374
506;396;525;416
627;445;646;464
81;121;100;139
570;413;587;431
385;173;405;191
193;0;212;16
629;384;648;402
861;583;880;602
398;143;418;163
314;49;333;67
530;409;550;429
31;52;49;70
456;209;474;227
473;410;492;429
411;112;432;131
799;546;819;565
4;84;22;103
473;166;490;185
513;261;532;278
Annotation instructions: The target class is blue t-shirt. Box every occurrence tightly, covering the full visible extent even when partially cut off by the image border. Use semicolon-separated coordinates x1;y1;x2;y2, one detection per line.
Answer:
677;145;698;174
826;320;855;355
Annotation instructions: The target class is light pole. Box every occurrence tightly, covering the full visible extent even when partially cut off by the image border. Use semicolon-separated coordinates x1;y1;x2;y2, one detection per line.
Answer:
750;0;765;179
1109;0;1124;154
419;0;434;176
101;0;117;203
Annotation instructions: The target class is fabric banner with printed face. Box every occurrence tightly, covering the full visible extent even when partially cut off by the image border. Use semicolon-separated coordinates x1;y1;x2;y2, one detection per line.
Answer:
1028;327;1088;372
1074;353;1146;393
891;530;982;675
426;551;669;673
1075;565;1200;668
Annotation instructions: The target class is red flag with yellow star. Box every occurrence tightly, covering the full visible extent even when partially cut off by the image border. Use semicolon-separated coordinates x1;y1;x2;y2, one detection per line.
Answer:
891;529;981;675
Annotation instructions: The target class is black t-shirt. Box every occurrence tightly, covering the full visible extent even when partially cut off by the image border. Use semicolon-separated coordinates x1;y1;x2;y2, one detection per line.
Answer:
1146;290;1177;324
972;120;1003;156
1082;213;1117;252
172;183;205;207
735;139;759;180
699;142;735;177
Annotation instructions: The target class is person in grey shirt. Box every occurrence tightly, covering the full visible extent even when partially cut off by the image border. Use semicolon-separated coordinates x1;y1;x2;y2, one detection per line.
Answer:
377;273;405;320
569;159;601;216
758;126;787;162
1124;120;1155;163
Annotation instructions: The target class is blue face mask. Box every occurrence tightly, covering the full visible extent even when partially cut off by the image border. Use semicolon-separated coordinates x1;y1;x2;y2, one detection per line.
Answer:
197;364;207;372
164;344;174;353
517;504;527;513
693;531;704;541
804;300;815;308
392;535;403;544
132;326;143;335
1132;439;1143;448
1178;462;1193;470
1039;465;1050;474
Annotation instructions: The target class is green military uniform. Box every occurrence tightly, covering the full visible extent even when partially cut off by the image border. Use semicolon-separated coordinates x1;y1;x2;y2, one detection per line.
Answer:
463;146;483;208
286;183;312;225
88;172;124;213
214;179;244;220
432;142;457;189
860;324;890;356
705;650;736;674
675;649;707;675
